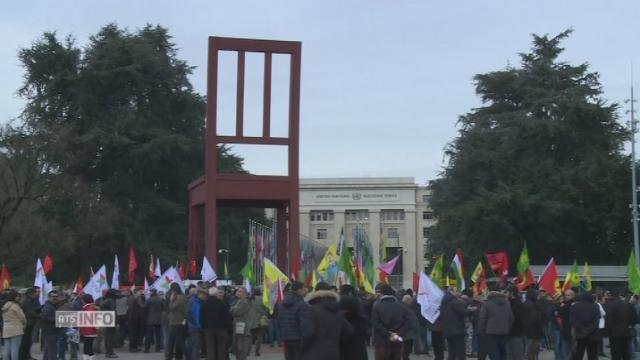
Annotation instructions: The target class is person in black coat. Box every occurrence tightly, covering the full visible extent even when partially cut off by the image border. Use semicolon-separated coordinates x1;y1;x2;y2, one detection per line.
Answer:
507;287;525;360
440;288;475;360
302;283;353;360
277;281;311;360
339;285;368;360
522;289;545;360
570;291;600;360
605;289;638;360
19;287;41;360
372;284;411;360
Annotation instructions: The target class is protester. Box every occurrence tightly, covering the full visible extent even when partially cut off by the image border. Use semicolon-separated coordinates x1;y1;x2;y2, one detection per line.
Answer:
478;291;513;360
145;288;165;353
185;287;206;360
430;315;446;360
372;283;411;360
606;289;638;360
300;282;353;360
202;287;231;360
522;289;545;360
248;288;268;357
339;285;369;360
570;291;601;360
230;287;253;360
277;281;311;360
114;291;129;348
166;283;188;360
2;289;27;360
506;287;525;360
441;287;476;360
101;289;118;358
79;294;99;360
127;289;147;352
400;294;420;360
41;290;59;360
555;289;575;360
19;287;40;360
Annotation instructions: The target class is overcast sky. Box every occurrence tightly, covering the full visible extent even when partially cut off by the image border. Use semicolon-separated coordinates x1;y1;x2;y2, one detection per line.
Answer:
2;1;639;184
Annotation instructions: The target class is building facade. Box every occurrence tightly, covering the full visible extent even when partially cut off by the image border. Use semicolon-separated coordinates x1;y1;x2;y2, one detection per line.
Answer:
299;177;435;289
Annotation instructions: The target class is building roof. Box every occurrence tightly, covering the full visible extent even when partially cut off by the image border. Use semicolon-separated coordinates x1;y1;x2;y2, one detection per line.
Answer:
300;177;417;187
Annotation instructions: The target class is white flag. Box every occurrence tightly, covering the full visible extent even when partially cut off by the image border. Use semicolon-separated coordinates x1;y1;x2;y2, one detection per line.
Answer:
155;257;162;278
84;265;109;300
417;272;445;323
152;266;184;293
144;277;150;299
201;256;217;282
111;255;120;289
34;259;48;305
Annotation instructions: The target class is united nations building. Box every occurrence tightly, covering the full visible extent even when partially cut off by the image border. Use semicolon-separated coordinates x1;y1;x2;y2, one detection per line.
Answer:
299;177;435;289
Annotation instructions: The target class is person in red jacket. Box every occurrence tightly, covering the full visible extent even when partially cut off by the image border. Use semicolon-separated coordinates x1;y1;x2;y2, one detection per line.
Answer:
80;294;99;360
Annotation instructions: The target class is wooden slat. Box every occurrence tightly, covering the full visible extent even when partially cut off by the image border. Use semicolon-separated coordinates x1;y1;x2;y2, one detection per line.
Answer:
263;53;272;137
236;51;245;137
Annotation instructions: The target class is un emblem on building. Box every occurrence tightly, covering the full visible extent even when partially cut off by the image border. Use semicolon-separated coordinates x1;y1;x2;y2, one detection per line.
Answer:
352;192;362;200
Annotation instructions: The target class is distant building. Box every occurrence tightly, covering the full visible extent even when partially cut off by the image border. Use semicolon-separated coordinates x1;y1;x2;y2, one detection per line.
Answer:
298;177;435;289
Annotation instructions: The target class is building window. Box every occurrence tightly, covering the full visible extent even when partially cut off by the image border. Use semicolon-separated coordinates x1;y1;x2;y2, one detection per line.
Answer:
387;227;399;239
381;210;405;221
422;211;434;220
422;194;433;205
316;229;328;240
346;210;369;222
423;227;432;239
310;211;334;222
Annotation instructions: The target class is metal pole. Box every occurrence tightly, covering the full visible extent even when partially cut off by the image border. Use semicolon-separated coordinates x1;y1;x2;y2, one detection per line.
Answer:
631;82;640;266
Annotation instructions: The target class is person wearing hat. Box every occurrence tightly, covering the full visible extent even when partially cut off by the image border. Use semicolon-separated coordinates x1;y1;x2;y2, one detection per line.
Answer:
372;284;411;360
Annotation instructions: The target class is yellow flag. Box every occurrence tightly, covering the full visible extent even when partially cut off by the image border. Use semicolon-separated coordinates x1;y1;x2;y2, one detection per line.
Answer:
262;259;289;314
583;262;592;291
471;262;483;283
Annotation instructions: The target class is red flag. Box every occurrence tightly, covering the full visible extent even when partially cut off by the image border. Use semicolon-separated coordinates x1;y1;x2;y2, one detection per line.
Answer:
148;255;156;280
189;258;198;277
128;246;138;283
412;272;420;294
538;258;560;297
178;262;186;280
516;269;535;291
378;271;388;284
73;276;84;294
0;265;10;289
43;255;53;274
485;252;509;284
472;266;488;297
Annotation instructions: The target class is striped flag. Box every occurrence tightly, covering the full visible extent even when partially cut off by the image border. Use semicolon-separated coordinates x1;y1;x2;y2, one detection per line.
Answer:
449;249;465;291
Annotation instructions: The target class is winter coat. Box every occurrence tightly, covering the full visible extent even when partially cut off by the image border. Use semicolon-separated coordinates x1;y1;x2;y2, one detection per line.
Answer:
231;298;252;336
128;295;146;322
2;301;26;338
402;303;420;340
371;295;410;347
249;298;267;330
570;293;600;340
40;300;58;335
146;295;164;326
20;296;41;326
339;295;368;360
509;297;526;338
522;291;545;339
168;293;188;326
556;299;574;340
79;303;98;338
202;296;231;330
278;292;312;342
440;292;472;337
606;298;638;338
479;292;513;336
302;290;353;360
186;296;204;333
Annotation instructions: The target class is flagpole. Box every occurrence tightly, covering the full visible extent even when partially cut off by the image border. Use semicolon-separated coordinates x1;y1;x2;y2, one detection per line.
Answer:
631;78;640;266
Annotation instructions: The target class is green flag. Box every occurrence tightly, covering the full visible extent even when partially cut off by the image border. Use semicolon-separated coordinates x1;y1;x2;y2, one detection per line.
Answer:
628;250;640;294
337;228;357;286
430;255;445;288
240;237;255;286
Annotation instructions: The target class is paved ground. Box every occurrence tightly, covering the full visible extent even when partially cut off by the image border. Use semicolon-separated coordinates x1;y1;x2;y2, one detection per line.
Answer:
32;346;560;360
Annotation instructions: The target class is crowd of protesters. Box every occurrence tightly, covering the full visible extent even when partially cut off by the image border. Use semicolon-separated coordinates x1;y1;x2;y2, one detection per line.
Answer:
0;281;640;360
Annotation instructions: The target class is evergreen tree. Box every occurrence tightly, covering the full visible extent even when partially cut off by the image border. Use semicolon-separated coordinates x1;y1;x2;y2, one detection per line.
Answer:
430;30;631;266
